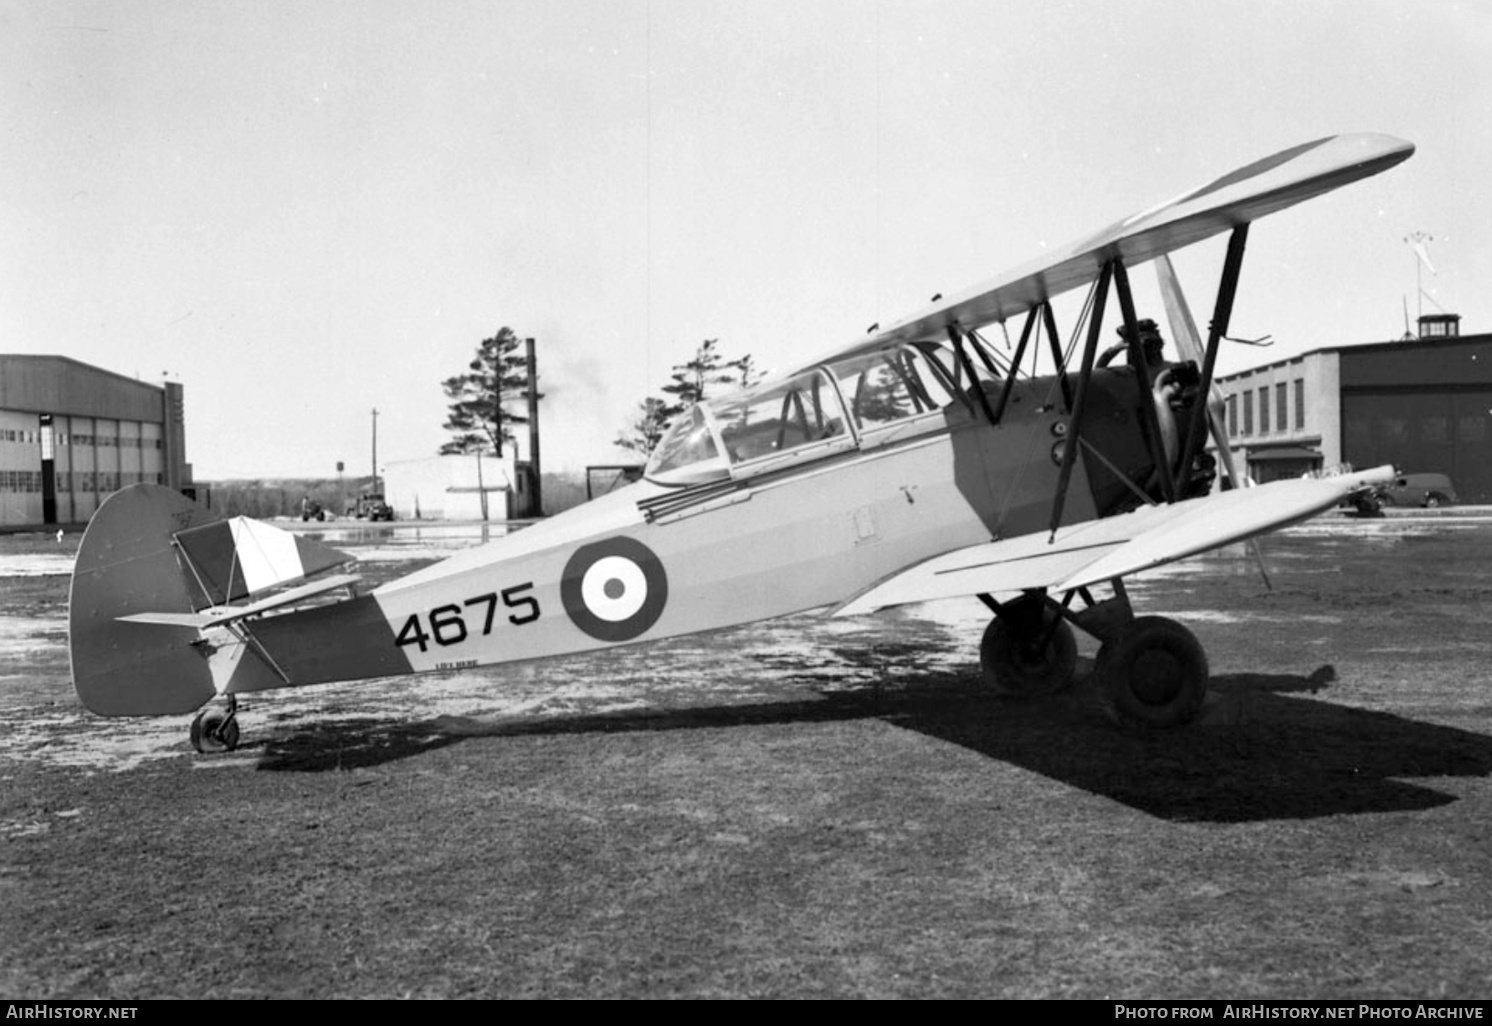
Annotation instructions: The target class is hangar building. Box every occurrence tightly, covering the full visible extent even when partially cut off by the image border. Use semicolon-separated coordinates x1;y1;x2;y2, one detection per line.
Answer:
1215;315;1492;502
0;355;192;528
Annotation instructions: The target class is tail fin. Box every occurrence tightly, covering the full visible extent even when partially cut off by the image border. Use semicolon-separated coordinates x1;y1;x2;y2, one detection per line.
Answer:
68;484;352;716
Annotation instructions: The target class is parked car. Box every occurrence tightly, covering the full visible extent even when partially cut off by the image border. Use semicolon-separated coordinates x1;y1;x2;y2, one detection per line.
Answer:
1377;473;1458;508
350;491;395;521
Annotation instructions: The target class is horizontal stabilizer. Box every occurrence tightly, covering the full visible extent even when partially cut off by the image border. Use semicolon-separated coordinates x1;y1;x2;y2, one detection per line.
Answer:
118;573;363;629
835;466;1393;616
174;517;353;606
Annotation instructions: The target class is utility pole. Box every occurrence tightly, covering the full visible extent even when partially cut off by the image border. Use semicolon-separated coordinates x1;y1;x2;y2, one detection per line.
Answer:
526;336;541;516
492;333;504;458
371;407;379;494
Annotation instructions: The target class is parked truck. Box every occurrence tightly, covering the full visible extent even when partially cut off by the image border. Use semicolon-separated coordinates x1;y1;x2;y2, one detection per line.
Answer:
348;492;394;521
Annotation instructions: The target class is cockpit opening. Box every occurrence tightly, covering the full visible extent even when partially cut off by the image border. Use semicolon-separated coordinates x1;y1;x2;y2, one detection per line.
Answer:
642;337;1015;487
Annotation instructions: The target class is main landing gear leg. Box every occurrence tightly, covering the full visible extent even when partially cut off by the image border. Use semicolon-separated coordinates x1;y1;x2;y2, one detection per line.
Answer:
978;591;1078;697
981;582;1211;728
190;695;241;754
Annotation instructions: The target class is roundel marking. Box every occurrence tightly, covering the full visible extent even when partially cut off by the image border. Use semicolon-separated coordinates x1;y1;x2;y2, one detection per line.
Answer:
561;537;669;642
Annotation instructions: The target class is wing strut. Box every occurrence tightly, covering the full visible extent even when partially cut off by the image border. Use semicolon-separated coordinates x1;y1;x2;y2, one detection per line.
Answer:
1113;259;1178;502
1048;259;1115;539
1174;224;1250;486
990;307;1040;423
947;326;997;423
1042;302;1073;411
965;300;1070;427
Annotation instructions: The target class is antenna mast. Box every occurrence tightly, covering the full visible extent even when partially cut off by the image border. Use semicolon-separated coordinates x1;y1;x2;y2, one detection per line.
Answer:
1404;230;1434;331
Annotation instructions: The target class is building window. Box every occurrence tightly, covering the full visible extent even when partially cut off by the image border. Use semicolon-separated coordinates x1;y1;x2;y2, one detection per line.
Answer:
1294;379;1305;430
1276;383;1288;432
1459;415;1487;444
1243;391;1253;434
1258;387;1270;434
1228;394;1238;435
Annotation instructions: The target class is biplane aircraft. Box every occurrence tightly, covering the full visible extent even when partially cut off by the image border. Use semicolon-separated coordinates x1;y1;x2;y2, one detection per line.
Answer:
70;133;1414;752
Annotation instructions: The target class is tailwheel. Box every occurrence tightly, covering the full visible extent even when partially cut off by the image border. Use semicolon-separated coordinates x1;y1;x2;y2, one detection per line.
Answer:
1099;616;1208;728
190;698;241;754
980;597;1078;697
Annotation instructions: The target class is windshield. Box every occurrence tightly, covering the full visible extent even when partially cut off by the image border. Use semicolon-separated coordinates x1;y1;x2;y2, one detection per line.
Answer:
645;405;723;482
644;367;855;484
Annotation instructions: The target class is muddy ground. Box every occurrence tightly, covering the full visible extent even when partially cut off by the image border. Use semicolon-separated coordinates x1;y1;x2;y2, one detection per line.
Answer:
2;513;1491;998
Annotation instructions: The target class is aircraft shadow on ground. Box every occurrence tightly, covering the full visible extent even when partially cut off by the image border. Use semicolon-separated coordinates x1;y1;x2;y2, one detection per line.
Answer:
892;670;1492;822
253;660;1492;823
253;716;463;771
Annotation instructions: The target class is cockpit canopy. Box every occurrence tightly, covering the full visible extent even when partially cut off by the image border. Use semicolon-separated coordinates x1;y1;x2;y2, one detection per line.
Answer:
644;340;996;486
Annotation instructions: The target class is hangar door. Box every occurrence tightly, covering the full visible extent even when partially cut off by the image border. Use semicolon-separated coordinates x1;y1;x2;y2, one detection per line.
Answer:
1342;390;1492;503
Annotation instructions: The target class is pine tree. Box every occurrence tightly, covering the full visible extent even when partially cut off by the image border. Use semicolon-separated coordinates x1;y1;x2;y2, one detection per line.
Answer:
615;397;672;456
440;327;540;457
659;339;744;420
615;339;756;458
732;353;764;391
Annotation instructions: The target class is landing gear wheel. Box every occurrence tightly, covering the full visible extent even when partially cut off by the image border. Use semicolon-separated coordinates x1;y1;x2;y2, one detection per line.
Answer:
190;704;241;753
1100;616;1208;728
980;606;1078;696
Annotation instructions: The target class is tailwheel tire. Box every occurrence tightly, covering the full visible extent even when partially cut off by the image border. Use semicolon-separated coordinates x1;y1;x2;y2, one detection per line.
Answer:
980;607;1078;697
190;707;241;754
1100;616;1208;728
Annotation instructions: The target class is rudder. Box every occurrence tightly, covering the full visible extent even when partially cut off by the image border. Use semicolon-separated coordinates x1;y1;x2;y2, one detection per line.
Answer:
70;485;225;716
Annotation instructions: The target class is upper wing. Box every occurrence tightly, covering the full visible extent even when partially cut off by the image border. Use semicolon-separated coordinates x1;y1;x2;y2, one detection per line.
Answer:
834;466;1393;617
805;133;1411;371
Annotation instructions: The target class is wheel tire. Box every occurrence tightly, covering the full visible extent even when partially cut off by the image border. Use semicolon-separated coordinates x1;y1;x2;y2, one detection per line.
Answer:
1425;495;1442;508
190;708;240;754
980;608;1078;697
1101;616;1208;728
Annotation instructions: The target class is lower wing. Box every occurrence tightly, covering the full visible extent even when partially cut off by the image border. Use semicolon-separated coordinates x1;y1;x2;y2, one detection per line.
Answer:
835;466;1392;616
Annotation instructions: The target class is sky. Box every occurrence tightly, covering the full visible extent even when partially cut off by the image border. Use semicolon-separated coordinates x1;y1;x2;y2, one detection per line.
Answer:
4;0;1490;480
